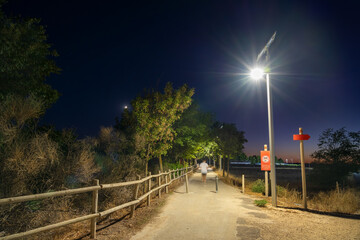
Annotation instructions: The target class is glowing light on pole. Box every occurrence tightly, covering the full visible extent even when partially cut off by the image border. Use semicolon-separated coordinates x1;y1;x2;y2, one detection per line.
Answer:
250;68;264;80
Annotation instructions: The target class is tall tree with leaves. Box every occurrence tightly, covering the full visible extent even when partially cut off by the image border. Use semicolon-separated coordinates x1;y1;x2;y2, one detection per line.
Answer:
132;83;194;174
169;103;214;164
214;122;247;176
310;127;360;186
0;1;60;109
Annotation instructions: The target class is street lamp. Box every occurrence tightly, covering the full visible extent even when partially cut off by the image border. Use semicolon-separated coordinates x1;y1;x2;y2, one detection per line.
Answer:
250;68;264;80
250;32;277;207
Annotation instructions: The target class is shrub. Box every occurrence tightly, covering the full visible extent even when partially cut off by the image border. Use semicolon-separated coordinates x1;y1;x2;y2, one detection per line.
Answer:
310;187;360;214
164;162;185;171
276;185;286;197
254;199;267;207
251;179;265;193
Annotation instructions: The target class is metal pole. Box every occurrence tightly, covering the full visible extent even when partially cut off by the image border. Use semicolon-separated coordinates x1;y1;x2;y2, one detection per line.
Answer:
215;176;218;193
299;127;307;209
266;72;277;207
264;144;269;197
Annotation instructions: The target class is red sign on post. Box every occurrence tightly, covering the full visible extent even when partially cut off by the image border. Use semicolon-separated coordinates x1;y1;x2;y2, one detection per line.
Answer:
293;134;310;141
261;150;271;171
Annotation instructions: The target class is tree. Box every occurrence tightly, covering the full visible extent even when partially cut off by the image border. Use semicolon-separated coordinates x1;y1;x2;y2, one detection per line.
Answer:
169;103;214;164
131;83;194;174
0;2;60;109
214;122;247;176
311;128;360;187
249;155;260;164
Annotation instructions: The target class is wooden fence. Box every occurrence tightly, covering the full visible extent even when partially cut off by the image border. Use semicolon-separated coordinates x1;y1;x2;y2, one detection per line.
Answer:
0;166;195;240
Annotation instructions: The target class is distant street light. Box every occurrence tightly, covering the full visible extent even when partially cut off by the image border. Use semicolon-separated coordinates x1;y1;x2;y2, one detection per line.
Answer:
250;31;277;207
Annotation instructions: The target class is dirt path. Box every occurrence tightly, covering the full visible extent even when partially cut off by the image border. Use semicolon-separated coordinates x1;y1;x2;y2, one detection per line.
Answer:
130;171;360;240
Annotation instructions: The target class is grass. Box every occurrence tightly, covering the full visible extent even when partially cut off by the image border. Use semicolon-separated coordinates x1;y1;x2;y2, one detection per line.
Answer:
215;171;360;214
254;199;267;207
309;187;360;214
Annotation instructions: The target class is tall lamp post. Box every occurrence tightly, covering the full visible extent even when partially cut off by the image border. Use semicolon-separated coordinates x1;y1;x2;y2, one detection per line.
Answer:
250;32;277;207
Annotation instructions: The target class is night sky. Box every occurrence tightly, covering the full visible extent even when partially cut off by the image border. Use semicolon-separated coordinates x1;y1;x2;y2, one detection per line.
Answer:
4;0;360;162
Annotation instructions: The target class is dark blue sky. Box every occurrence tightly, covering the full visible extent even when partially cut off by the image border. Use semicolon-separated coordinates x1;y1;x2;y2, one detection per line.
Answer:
4;0;360;162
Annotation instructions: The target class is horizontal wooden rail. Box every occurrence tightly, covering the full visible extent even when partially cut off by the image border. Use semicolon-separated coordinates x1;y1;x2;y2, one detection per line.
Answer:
99;199;140;217
1;213;99;240
0;186;101;206
0;166;195;240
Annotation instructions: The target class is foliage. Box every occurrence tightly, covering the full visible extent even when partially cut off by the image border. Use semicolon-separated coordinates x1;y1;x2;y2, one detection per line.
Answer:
248;155;284;164
254;199;267;207
251;179;265;193
169;103;215;162
214;122;247;173
131;82;194;173
310;128;360;187
0;5;60;109
214;122;247;158
94;126;145;180
248;155;260;164
164;162;186;171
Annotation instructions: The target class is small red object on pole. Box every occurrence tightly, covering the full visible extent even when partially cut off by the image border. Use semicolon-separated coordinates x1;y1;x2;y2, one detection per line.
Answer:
293;134;310;141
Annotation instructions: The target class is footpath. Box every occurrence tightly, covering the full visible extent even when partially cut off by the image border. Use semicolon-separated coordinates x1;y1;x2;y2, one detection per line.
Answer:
131;171;271;240
93;171;360;240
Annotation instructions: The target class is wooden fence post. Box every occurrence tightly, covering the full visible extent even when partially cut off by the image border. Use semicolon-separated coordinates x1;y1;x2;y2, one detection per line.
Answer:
158;170;161;198
147;172;152;206
165;171;169;194
265;171;269;197
90;179;99;239
242;174;245;193
185;172;189;193
130;176;141;218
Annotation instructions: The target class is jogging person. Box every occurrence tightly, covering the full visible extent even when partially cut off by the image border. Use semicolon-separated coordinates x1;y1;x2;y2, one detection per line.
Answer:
200;160;209;183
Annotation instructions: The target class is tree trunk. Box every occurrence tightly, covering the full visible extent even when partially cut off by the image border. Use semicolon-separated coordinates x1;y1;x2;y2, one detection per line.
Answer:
146;161;148;176
222;158;225;177
159;155;163;172
145;144;150;176
227;157;230;177
219;155;222;171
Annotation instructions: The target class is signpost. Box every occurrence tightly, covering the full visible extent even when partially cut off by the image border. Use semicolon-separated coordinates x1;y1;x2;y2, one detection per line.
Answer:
260;144;270;197
293;127;310;209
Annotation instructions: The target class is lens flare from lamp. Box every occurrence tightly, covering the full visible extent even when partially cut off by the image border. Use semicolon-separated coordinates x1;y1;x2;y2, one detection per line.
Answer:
250;68;264;80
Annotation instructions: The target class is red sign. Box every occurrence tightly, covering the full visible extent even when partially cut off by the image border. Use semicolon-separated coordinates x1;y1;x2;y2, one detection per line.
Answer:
260;151;271;171
293;134;310;141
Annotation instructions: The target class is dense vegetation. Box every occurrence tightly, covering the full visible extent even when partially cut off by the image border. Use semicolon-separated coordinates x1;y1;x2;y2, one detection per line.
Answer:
0;3;248;236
